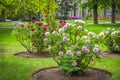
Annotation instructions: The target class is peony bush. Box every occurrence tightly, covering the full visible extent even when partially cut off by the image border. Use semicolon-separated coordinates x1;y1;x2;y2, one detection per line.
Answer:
99;28;120;52
13;21;50;53
12;14;58;54
47;20;102;76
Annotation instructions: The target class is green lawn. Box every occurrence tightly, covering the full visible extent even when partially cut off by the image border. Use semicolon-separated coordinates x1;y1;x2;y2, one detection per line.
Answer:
84;23;120;34
0;22;13;27
0;23;120;80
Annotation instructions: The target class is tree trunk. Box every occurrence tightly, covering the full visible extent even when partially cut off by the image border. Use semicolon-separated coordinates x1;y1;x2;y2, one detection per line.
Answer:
74;3;77;16
93;0;98;24
1;10;5;22
111;0;116;23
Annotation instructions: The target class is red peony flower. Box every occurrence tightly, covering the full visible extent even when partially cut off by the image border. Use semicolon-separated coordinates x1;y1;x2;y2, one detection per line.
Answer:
20;23;24;28
32;20;35;23
43;26;47;31
31;28;35;32
36;22;43;26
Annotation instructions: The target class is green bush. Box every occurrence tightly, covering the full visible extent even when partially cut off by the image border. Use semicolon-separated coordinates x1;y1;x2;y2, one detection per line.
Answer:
99;28;120;52
47;20;102;76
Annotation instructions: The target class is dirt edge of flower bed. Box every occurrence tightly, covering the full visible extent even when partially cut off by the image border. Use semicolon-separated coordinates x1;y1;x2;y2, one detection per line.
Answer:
101;51;120;58
14;51;52;58
32;66;112;80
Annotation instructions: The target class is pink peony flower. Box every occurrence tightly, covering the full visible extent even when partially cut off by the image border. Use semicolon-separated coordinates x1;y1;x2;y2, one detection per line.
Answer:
99;32;104;37
82;46;87;51
115;45;119;49
85;40;90;44
66;50;72;54
112;40;115;42
45;32;49;36
59;28;64;33
63;23;70;29
59;51;64;56
72;61;77;66
111;32;115;36
88;32;94;36
85;49;90;54
69;53;74;57
73;44;77;49
43;38;48;42
81;36;87;39
63;36;68;41
66;50;73;57
75;20;85;24
93;35;98;40
78;26;83;30
52;31;56;34
77;51;81;56
93;47;99;53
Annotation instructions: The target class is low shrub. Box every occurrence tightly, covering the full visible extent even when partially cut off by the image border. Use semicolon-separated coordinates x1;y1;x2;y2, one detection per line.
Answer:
99;28;120;52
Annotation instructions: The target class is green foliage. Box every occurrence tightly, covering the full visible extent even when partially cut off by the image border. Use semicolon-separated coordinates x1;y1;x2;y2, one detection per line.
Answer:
12;21;50;53
80;0;110;9
36;0;58;15
100;28;120;52
1;22;120;80
47;20;102;76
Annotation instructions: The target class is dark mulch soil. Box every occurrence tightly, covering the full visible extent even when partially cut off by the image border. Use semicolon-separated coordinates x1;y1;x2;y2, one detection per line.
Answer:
32;67;112;80
101;51;120;58
14;51;51;58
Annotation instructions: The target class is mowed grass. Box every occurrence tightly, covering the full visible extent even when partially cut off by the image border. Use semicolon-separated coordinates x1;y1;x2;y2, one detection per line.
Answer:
0;22;13;27
84;23;120;34
0;23;120;80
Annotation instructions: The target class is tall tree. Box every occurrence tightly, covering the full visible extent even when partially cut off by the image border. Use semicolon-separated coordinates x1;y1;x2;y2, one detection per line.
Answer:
93;0;98;24
81;0;110;24
111;0;116;23
0;0;14;22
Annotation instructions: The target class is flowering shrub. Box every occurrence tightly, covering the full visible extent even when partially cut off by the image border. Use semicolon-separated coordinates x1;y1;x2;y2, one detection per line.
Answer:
99;28;120;52
12;20;51;53
12;14;58;54
47;20;102;76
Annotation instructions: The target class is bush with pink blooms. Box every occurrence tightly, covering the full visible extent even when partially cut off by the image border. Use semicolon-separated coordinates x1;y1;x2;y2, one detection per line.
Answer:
47;20;102;76
12;14;59;54
13;20;51;53
99;28;120;52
